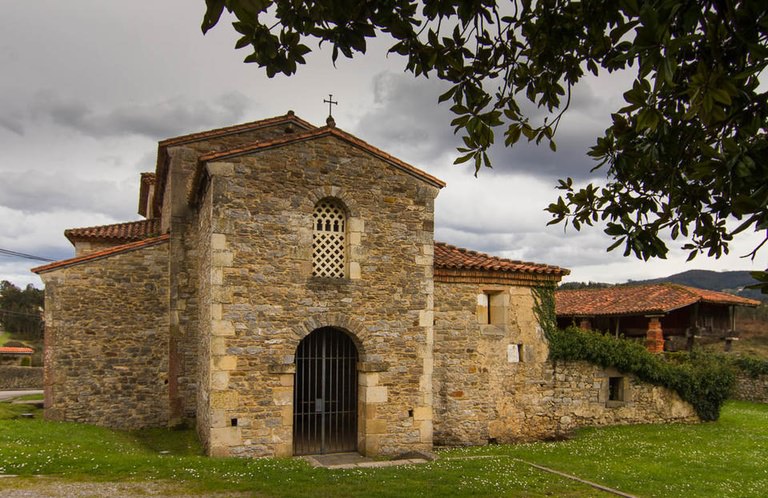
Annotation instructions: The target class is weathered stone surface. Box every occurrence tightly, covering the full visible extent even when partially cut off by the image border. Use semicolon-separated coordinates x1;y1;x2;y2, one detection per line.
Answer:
194;134;439;458
732;372;768;403
0;366;42;389
434;281;698;446
38;242;170;429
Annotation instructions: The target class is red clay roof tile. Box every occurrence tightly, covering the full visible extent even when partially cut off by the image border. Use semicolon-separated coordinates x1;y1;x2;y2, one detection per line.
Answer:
32;234;169;274
64;219;161;244
556;283;760;317
0;346;34;354
434;242;569;276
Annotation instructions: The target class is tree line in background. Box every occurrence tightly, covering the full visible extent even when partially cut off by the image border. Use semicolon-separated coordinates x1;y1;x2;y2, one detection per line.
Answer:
0;280;44;340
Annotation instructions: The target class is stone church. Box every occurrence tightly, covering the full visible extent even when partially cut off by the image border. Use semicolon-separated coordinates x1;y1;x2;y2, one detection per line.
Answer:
33;112;697;458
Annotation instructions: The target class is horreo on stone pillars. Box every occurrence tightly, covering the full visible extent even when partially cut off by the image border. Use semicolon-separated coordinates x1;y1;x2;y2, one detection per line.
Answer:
645;316;665;353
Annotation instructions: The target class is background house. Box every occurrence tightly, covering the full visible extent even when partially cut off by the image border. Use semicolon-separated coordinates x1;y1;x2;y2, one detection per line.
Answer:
556;283;761;352
0;346;34;366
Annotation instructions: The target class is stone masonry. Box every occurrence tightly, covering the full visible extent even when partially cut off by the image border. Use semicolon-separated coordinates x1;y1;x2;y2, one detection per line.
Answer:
433;276;696;446
34;112;700;458
36;237;170;429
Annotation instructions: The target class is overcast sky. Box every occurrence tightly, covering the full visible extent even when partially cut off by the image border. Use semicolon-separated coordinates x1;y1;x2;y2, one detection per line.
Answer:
1;1;764;288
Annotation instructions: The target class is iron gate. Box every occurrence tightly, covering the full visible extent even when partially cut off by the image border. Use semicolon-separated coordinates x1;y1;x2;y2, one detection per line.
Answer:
293;327;358;455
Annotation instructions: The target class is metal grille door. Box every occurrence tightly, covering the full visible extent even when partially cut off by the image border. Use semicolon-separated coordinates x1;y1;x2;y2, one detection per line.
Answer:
293;327;358;455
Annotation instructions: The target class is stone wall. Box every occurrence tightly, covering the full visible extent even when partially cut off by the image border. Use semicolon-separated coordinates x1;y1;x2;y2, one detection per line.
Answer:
434;281;698;446
195;135;439;458
165;146;201;423
195;176;214;452
160;117;316;422
732;372;768;403
550;361;697;433
37;240;170;429
0;366;43;389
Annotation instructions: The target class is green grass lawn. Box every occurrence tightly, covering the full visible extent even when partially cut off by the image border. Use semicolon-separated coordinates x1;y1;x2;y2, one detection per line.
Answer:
0;402;766;497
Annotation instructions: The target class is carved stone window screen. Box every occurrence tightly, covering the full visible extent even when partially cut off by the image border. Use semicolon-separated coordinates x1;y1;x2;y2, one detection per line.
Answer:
312;200;346;278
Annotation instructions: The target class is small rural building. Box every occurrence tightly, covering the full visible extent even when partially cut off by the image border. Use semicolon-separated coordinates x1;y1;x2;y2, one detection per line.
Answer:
34;112;700;458
556;284;761;352
0;346;34;366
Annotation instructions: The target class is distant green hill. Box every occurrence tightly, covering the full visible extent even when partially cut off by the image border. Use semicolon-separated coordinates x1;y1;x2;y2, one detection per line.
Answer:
631;270;765;301
561;270;765;301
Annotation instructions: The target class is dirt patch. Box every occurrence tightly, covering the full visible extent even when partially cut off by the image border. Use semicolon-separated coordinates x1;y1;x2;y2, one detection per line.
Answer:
0;477;251;497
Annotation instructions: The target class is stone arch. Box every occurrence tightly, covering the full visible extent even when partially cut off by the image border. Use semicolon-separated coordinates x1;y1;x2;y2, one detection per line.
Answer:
291;314;370;361
307;186;360;217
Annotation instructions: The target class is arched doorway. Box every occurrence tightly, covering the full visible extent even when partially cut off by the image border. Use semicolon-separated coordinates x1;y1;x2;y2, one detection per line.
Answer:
293;327;358;455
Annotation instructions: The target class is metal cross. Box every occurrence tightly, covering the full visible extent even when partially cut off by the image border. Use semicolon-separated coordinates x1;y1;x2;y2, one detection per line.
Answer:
323;94;338;117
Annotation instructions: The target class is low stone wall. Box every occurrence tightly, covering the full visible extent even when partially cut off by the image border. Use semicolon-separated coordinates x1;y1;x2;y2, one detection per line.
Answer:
732;372;768;403
550;361;698;435
0;366;43;389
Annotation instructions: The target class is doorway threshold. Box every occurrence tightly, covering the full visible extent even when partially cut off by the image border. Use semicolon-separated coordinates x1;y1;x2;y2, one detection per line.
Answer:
302;452;430;469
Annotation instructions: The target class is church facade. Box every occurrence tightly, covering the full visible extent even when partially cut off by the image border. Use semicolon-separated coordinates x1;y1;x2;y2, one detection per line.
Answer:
33;113;697;458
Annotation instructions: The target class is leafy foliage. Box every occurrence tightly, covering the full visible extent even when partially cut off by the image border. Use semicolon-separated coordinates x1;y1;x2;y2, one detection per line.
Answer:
202;0;768;290
733;355;768;378
0;281;43;339
548;327;734;421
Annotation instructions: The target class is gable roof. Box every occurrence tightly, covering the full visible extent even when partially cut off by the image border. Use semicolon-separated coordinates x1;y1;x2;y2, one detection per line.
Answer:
189;124;445;204
154;111;316;215
32;234;169;274
64;219;161;244
556;283;761;317
434;242;569;285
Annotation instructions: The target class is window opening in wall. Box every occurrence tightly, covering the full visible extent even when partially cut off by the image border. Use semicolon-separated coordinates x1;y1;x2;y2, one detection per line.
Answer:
478;291;506;326
608;377;624;402
312;199;346;278
507;344;524;363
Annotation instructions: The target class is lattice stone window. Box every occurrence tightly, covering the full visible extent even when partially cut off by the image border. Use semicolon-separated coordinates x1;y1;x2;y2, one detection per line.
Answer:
312;199;346;278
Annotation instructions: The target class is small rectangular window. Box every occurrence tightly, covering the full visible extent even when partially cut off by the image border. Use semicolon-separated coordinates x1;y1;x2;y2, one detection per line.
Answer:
608;377;624;402
507;344;524;363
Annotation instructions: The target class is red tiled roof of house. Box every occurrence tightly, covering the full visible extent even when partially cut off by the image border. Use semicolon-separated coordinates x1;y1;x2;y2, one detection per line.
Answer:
556;283;761;317
0;346;34;355
190;125;446;201
32;234;170;274
64;219;161;244
434;242;569;276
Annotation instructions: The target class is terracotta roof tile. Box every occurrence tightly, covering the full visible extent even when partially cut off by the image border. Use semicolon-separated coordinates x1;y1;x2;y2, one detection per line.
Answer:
32;234;169;274
434;242;569;276
556;283;760;317
64;219;161;244
0;346;34;354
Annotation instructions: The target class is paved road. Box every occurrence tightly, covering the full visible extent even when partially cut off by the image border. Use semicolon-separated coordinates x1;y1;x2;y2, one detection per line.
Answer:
0;390;42;402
